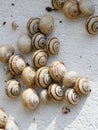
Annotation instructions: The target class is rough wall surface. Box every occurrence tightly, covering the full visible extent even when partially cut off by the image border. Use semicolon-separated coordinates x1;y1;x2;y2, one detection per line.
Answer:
0;0;98;130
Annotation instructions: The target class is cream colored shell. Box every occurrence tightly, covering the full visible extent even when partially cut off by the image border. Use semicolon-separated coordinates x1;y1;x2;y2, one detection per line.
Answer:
51;0;66;9
0;109;8;128
40;89;50;103
6;67;14;81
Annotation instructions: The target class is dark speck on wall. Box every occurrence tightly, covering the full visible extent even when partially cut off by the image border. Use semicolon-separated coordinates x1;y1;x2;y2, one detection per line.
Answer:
59;21;62;23
11;3;15;6
3;21;6;25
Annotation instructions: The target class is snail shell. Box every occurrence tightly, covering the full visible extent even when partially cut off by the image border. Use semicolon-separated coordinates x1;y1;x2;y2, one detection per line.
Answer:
40;89;50;103
0;109;8;128
27;18;40;35
6;67;14;81
48;83;64;102
65;88;79;105
86;15;98;35
79;0;95;16
5;80;21;98
35;67;52;88
32;33;46;50
63;0;80;19
9;54;26;75
22;88;39;111
21;66;36;87
46;37;60;55
51;0;66;9
31;49;48;68
74;77;91;96
49;61;67;82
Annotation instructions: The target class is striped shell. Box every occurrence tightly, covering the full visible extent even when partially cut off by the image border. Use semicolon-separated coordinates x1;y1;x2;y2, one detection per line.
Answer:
51;0;66;9
31;49;48;68
40;89;50;103
46;37;60;55
0;109;8;128
32;33;46;50
35;67;52;88
49;61;67;82
9;54;26;75
86;16;98;35
27;18;40;35
5;80;21;98
65;88;79;105
74;77;91;96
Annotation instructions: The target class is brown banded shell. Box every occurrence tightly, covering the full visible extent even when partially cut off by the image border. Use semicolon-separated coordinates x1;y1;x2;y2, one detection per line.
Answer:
65;88;79;105
32;33;46;50
9;54;26;75
46;37;60;55
40;89;50;103
35;67;52;88
51;0;66;9
74;77;91;96
31;49;48;68
49;61;67;82
0;109;8;128
48;83;64;102
86;16;98;35
27;18;40;35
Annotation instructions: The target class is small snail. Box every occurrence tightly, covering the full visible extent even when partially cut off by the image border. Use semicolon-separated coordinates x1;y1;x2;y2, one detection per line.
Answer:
49;61;67;82
35;67;52;88
86;15;98;35
63;0;80;19
63;71;78;88
0;109;8;128
39;15;54;35
32;33;46;50
22;88;39;111
31;49;48;68
48;83;64;102
46;37;60;55
74;77;91;96
0;45;14;63
51;0;66;10
9;54;26;75
17;34;32;54
6;67;14;81
5;80;21;98
65;88;79;105
12;21;18;30
27;18;40;35
21;66;36;87
40;89;50;103
79;0;95;16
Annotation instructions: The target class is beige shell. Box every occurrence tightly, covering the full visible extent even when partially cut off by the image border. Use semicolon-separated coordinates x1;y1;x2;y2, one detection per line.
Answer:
0;109;8;128
31;49;48;68
51;0;66;9
79;0;95;16
0;45;14;63
35;67;52;88
74;77;91;96
40;89;50;103
22;88;39;111
6;67;14;81
48;83;64;102
86;15;98;35
49;61;67;82
63;71;78;88
39;15;54;35
46;37;60;55
9;54;26;75
21;66;35;87
63;0;80;19
27;18;40;35
32;33;46;50
12;21;18;30
65;88;79;105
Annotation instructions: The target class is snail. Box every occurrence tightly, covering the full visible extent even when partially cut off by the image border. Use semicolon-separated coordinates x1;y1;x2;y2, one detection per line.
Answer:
6;67;14;81
5;80;21;98
40;89;50;103
32;33;46;50
85;15;98;35
0;45;14;63
12;21;18;30
51;0;66;10
63;0;80;19
49;61;67;82
46;37;60;55
65;88;79;105
39;15;54;35
27;18;40;35
0;109;8;128
35;67;52;88
21;66;36;87
74;77;91;96
48;83;64;102
79;0;95;16
17;34;32;54
22;88;39;111
31;49;48;68
9;54;26;75
63;71;78;88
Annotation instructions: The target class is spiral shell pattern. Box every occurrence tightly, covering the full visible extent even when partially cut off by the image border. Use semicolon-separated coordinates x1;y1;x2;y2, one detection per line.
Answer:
51;0;66;9
0;109;8;128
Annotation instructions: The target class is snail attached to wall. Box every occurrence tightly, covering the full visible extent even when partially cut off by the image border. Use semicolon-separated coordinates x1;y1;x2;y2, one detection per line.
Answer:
40;89;50;103
0;109;8;128
51;0;66;10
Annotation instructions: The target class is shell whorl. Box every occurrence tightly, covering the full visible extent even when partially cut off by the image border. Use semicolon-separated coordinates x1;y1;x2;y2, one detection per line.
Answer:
51;0;66;9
